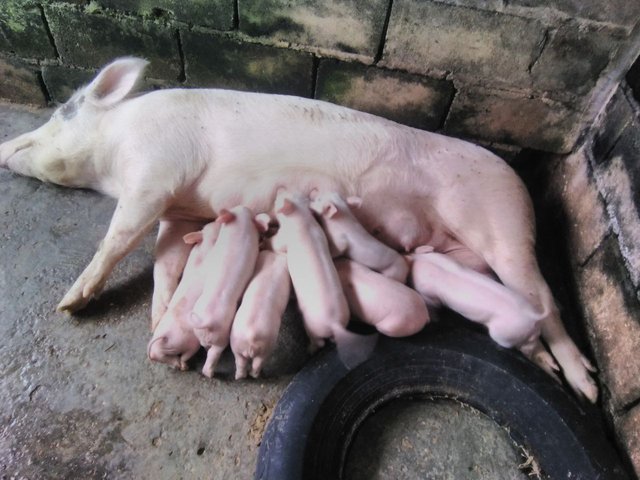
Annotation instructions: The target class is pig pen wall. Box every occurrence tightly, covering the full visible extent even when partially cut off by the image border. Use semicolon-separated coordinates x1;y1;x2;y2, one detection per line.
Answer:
1;0;640;154
532;73;640;477
1;0;640;477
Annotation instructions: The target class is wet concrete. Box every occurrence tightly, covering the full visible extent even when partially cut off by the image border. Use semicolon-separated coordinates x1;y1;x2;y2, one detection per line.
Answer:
0;102;536;479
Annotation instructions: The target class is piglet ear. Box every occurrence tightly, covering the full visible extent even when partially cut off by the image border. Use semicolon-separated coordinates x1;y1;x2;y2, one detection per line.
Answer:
217;209;236;224
346;196;362;209
254;213;271;233
183;231;203;245
325;202;339;218
278;198;295;215
86;57;149;108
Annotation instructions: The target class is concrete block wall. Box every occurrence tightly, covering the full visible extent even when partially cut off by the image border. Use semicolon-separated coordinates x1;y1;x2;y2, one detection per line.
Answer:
544;81;640;477
1;0;640;153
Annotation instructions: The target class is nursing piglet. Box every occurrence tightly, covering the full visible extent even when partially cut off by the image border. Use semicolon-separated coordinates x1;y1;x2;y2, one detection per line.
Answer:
230;250;291;379
408;246;541;349
309;191;408;282
335;258;429;337
271;191;373;366
190;206;266;378
147;221;222;369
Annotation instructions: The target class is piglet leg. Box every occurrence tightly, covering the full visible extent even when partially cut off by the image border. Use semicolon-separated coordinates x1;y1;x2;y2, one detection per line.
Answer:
151;219;204;331
57;190;169;312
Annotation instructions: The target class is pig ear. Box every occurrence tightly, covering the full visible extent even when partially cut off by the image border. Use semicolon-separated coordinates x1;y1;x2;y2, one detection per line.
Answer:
324;202;339;218
86;57;149;108
217;209;236;224
183;231;203;245
346;196;362;209
278;198;295;215
254;213;271;233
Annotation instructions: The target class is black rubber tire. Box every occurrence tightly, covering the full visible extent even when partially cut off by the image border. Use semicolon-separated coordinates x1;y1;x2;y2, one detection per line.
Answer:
255;317;630;480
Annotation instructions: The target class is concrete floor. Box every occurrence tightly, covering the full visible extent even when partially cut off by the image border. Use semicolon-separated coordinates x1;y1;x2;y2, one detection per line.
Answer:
0;102;534;479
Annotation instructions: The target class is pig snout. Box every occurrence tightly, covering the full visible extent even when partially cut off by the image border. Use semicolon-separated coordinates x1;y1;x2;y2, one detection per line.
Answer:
0;134;32;168
147;333;199;371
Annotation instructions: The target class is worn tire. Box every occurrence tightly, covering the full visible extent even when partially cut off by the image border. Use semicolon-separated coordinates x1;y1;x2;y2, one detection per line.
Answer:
255;317;629;480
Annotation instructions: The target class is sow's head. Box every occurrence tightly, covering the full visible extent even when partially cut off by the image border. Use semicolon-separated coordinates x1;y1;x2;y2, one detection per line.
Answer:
0;57;148;187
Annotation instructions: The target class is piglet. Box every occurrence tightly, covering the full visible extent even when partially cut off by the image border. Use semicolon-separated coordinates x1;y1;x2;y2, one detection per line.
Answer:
230;250;291;379
271;190;375;367
309;191;408;282
408;246;541;349
189;206;266;378
335;258;429;337
147;220;222;369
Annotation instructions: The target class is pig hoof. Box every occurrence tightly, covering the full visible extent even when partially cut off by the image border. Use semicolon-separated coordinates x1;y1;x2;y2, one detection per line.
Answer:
56;294;90;313
567;373;599;404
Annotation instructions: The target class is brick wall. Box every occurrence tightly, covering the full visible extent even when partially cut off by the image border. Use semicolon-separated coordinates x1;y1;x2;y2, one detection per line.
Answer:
1;0;639;153
541;79;640;477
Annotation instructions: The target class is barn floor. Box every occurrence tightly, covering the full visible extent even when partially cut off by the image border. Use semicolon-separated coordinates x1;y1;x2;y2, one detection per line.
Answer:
1;102;531;479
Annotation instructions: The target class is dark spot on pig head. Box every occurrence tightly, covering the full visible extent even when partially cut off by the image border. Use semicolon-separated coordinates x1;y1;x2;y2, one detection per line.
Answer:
59;94;86;121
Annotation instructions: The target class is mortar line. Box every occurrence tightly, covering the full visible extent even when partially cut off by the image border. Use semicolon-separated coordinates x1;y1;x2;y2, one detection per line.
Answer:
374;0;394;64
621;395;640;414
527;28;549;73
36;70;53;105
176;29;186;83
578;232;612;268
233;0;239;30
38;4;60;60
438;84;458;132
311;56;319;99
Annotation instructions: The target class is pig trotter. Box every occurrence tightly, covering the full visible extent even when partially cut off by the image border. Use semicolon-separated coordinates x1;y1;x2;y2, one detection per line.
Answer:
202;345;225;378
57;275;99;312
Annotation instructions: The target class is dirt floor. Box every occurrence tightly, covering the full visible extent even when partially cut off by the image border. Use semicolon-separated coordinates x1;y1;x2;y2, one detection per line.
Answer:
0;102;538;479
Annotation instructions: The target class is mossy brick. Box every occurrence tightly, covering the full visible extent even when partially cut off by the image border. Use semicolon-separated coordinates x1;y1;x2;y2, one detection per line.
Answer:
315;60;453;130
628;55;640;102
381;1;545;87
239;0;389;61
592;87;635;161
44;4;180;81
552;149;610;266
182;31;313;96
530;24;614;97
592;118;640;289
95;0;234;31
0;55;47;106
444;88;583;153
0;1;56;59
508;0;640;31
615;406;640;478
577;236;640;409
41;65;96;103
425;0;502;9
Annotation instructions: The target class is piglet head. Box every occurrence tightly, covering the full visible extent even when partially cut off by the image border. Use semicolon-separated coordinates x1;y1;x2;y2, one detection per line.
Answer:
147;322;200;371
0;57;148;188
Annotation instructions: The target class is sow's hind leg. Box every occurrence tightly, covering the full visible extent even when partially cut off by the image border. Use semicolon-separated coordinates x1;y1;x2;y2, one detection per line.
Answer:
432;166;598;402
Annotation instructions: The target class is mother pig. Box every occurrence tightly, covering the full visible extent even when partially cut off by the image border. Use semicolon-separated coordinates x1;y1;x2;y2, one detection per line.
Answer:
0;57;596;402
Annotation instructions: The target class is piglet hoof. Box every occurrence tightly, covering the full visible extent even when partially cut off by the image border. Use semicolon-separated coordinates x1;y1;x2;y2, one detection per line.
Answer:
202;363;215;379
